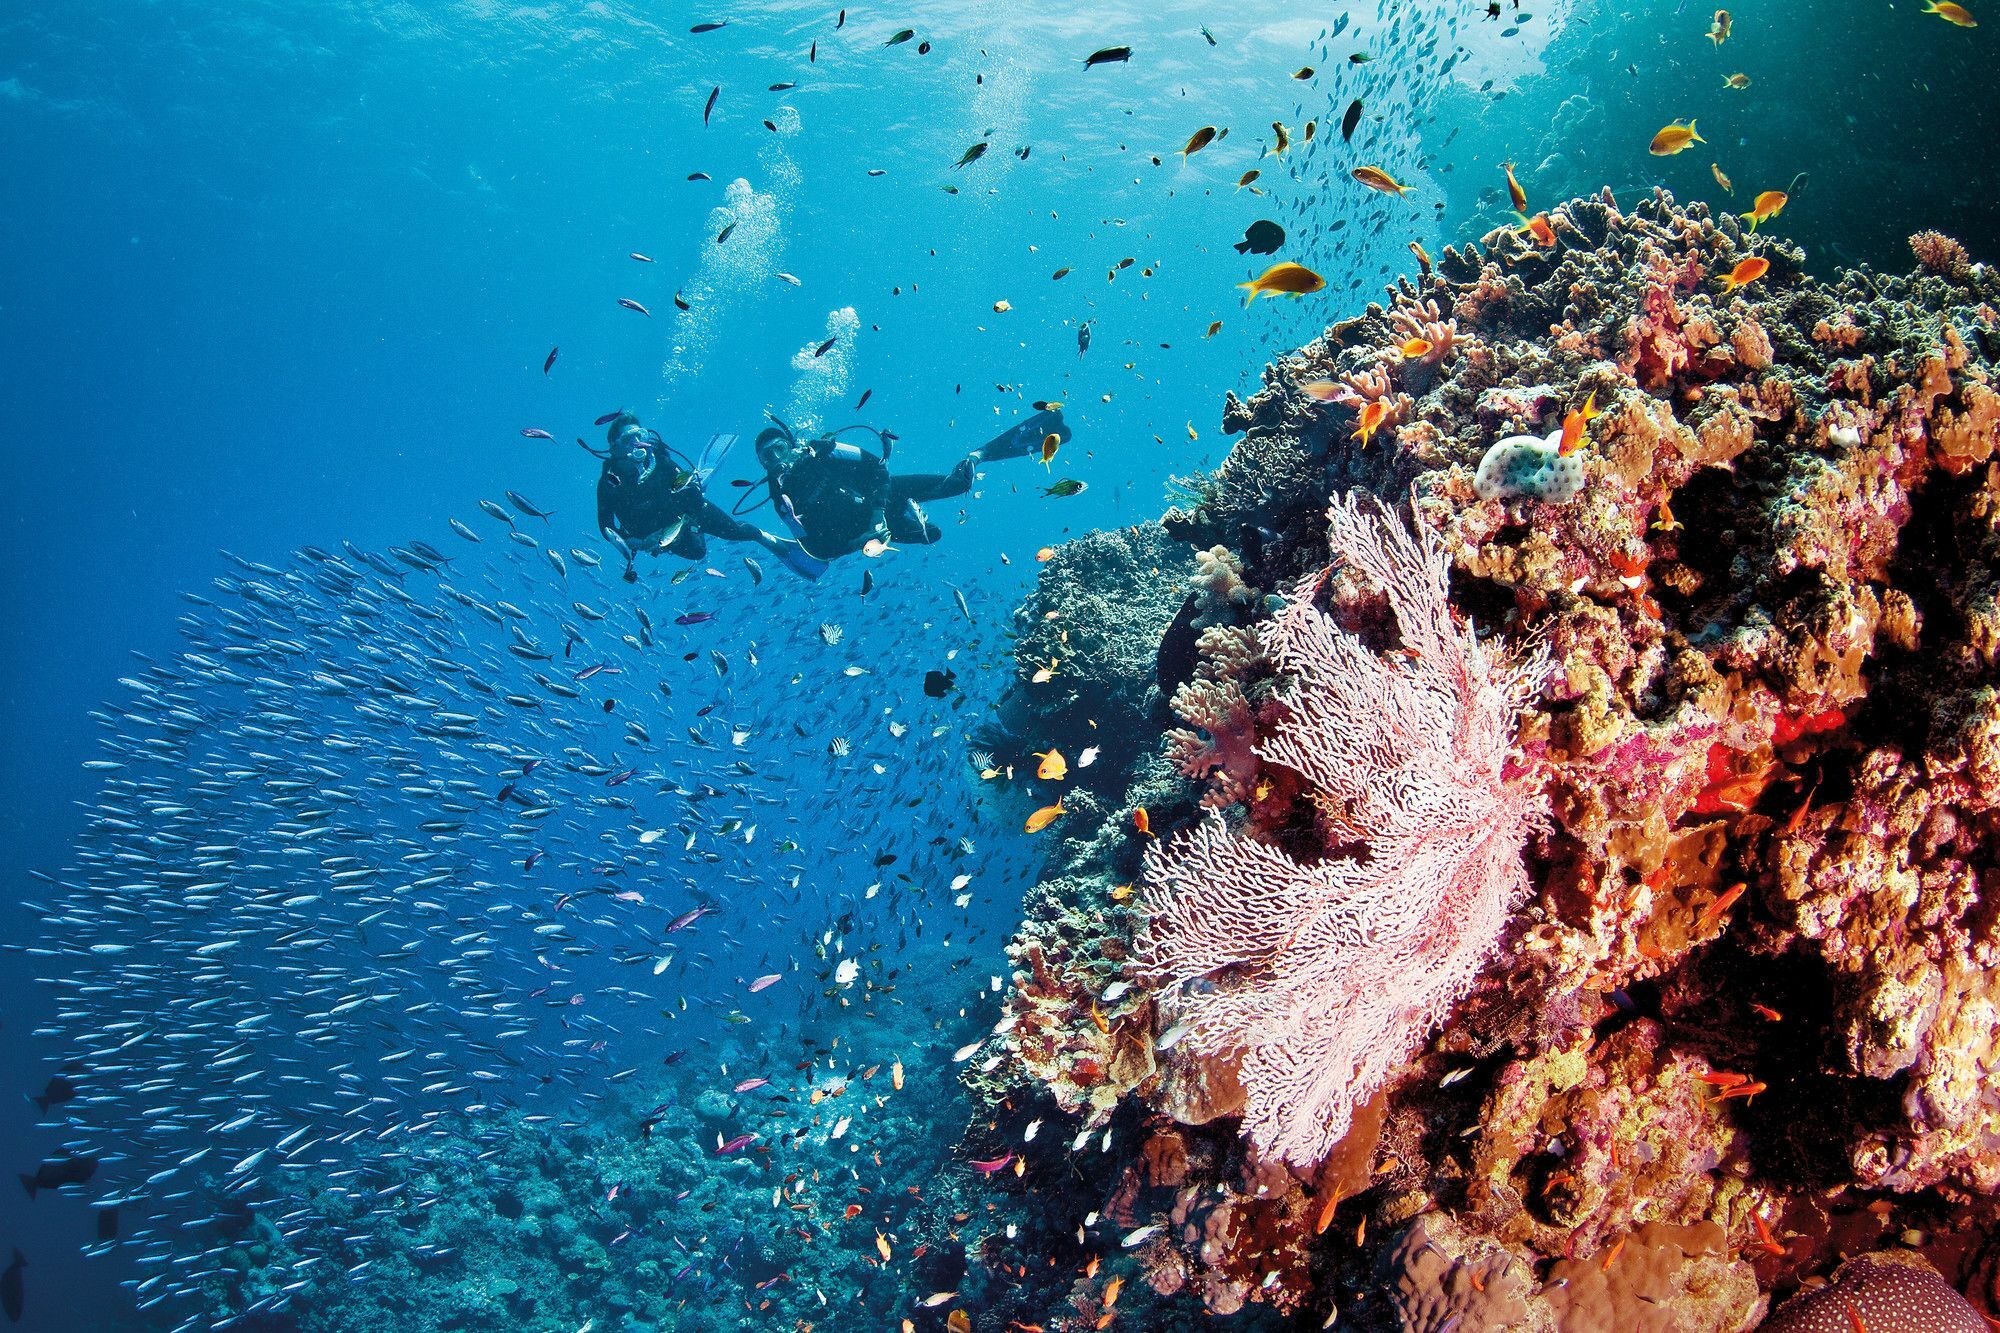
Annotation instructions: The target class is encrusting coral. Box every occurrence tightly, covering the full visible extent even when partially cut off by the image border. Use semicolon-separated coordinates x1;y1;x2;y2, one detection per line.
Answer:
973;188;2000;1329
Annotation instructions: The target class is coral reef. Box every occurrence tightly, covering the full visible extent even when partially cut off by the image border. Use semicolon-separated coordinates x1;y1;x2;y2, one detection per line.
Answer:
976;190;2000;1328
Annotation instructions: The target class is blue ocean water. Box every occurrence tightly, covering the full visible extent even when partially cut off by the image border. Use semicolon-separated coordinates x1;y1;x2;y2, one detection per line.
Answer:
3;2;1994;1329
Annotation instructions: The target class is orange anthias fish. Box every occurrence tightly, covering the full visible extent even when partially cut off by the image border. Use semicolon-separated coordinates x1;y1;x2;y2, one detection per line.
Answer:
1925;0;1977;24
1520;213;1557;247
1025;801;1065;833
1558;391;1600;455
1718;255;1770;292
1707;8;1732;43
1740;190;1787;230
1397;337;1433;359
1649;120;1704;155
1350;165;1410;196
1237;261;1325;303
1502;160;1527;213
1132;807;1152;836
1353;399;1389;447
1034;748;1067;780
1040;433;1062;468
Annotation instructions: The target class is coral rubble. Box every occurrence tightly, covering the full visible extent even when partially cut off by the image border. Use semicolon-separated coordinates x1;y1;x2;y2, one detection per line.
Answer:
977;190;2000;1329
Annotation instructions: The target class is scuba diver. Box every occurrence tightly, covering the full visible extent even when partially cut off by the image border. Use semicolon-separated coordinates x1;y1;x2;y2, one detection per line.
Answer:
594;412;827;581
750;408;1069;562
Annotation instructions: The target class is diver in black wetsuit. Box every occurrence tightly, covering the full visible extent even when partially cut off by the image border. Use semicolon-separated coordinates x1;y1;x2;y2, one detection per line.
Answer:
596;412;826;581
752;408;1069;561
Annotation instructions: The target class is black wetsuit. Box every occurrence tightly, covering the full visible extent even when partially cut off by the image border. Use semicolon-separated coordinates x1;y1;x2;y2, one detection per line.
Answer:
596;464;767;561
776;444;971;557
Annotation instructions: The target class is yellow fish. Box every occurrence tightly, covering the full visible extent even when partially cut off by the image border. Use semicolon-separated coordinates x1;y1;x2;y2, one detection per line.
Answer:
1722;72;1751;89
1707;8;1732;43
1649;119;1704;155
1034;749;1067;781
1502;160;1527;213
1205;319;1223;337
1236;261;1325;304
1024;801;1065;833
1270;121;1291;156
1740;190;1787;230
1039;433;1061;467
1351;165;1410;196
1925;0;1977;24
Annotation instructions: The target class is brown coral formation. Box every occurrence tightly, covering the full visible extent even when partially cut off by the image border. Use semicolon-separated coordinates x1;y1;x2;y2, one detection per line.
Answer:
976;190;2000;1330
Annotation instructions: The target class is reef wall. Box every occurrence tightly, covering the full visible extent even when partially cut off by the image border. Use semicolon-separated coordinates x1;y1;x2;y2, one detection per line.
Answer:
968;190;2000;1330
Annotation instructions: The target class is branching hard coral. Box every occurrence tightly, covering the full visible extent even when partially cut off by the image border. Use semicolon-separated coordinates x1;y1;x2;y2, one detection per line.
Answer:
1909;229;1973;283
1189;545;1259;629
1166;626;1267;806
1140;493;1547;1167
1389;297;1461;365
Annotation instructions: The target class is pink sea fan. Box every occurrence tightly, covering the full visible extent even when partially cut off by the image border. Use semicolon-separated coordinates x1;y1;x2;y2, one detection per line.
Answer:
1139;492;1547;1167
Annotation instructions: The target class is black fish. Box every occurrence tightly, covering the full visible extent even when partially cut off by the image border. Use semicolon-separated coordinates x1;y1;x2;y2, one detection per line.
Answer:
674;292;691;312
690;20;727;32
30;1076;76;1114
1;1250;20;1324
1341;98;1362;141
836;8;845;27
1232;220;1286;255
923;669;956;698
704;86;719;125
1083;45;1132;66
860;570;874;597
814;337;836;357
854;388;872;410
19;1154;95;1199
1077;321;1092;356
716;221;737;243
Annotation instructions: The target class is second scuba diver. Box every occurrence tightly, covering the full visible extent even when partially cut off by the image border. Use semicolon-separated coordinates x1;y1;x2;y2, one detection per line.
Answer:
751;407;1070;561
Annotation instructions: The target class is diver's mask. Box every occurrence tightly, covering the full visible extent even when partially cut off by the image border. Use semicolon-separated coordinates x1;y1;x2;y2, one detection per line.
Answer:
610;425;668;485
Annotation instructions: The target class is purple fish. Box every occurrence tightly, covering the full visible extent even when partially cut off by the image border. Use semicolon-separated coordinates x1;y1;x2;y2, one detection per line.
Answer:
595;410;624;426
666;906;713;933
714;1132;757;1155
618;297;650;316
520;428;554;440
543;346;558;374
675;611;716;626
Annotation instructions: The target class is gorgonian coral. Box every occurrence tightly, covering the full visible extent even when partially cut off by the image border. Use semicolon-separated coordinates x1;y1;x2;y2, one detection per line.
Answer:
1139;492;1547;1167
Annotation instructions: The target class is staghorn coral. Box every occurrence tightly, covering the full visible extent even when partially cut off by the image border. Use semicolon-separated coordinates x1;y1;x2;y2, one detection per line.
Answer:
980;190;2000;1328
1910;229;1974;283
1140;494;1546;1168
